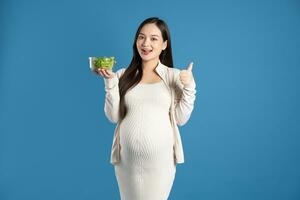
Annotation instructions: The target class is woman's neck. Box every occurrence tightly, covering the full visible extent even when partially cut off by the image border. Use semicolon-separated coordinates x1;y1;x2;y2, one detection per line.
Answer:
142;59;159;73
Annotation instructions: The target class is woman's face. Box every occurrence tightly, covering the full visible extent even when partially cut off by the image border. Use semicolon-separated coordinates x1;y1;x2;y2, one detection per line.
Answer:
136;23;167;62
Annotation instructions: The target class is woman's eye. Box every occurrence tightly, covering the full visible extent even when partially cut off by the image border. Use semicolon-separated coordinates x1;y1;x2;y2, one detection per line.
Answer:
137;36;157;41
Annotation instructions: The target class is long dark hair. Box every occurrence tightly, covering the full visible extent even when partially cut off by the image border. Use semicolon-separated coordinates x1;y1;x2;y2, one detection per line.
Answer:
118;17;174;121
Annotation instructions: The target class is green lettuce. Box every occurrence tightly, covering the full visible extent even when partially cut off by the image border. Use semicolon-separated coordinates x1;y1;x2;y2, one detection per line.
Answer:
93;56;116;70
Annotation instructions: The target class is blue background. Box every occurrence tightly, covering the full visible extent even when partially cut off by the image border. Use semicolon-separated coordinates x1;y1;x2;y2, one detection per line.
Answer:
1;0;300;199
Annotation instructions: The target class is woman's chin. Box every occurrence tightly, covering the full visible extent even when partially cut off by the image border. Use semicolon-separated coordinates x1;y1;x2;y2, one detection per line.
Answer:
139;55;157;62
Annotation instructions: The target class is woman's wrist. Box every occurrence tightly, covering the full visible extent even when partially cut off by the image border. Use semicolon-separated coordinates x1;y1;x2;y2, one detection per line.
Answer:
104;75;118;88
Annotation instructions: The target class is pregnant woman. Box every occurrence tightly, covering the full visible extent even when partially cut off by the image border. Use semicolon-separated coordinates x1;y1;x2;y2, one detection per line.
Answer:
94;17;197;200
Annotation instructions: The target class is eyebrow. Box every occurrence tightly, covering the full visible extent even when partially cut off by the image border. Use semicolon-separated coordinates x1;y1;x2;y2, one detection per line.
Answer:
138;33;159;37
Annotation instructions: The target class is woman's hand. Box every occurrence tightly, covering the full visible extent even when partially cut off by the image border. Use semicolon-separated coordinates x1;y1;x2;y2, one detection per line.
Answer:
179;62;194;86
93;68;116;79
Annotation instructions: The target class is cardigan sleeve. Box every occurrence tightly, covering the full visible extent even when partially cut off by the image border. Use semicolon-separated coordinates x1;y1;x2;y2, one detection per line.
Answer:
103;68;126;124
173;68;197;126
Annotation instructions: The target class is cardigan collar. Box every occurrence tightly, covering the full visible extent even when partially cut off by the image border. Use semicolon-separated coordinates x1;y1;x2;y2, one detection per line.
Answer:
154;59;172;87
155;59;168;74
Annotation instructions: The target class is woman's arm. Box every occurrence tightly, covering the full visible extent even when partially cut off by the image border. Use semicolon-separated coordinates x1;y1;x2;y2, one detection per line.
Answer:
103;68;126;123
173;68;197;126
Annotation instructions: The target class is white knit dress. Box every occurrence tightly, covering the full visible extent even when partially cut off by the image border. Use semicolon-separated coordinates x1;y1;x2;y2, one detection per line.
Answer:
114;80;176;200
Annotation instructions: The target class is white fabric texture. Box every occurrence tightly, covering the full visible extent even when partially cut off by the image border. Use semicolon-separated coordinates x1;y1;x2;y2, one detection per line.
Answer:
103;60;196;200
115;81;176;200
104;60;196;165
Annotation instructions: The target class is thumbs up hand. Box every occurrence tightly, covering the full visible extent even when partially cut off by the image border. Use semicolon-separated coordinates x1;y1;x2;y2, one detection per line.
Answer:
179;62;194;87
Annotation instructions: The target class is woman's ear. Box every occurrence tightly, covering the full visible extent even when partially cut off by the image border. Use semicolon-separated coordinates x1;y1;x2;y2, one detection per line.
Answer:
163;40;168;50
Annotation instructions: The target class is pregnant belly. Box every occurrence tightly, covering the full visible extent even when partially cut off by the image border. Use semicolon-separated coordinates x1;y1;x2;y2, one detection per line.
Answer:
119;114;174;162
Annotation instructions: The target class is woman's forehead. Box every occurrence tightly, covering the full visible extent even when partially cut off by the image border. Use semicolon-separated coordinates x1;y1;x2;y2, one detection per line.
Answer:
139;24;162;36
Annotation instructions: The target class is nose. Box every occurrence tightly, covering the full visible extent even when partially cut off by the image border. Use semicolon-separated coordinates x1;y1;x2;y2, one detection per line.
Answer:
141;37;150;47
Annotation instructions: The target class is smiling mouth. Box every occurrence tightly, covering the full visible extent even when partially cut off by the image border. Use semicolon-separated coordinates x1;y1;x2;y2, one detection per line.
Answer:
141;49;153;55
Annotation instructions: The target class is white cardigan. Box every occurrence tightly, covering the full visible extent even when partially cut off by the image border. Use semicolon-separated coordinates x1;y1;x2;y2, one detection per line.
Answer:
103;60;197;165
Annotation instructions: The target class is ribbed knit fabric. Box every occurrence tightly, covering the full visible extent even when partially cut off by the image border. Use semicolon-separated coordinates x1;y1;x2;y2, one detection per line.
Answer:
114;80;176;200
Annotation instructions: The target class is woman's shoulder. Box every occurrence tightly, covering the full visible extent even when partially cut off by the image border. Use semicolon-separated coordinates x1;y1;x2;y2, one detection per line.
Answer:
116;67;126;73
159;62;180;76
166;67;181;79
115;67;127;78
170;67;180;74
